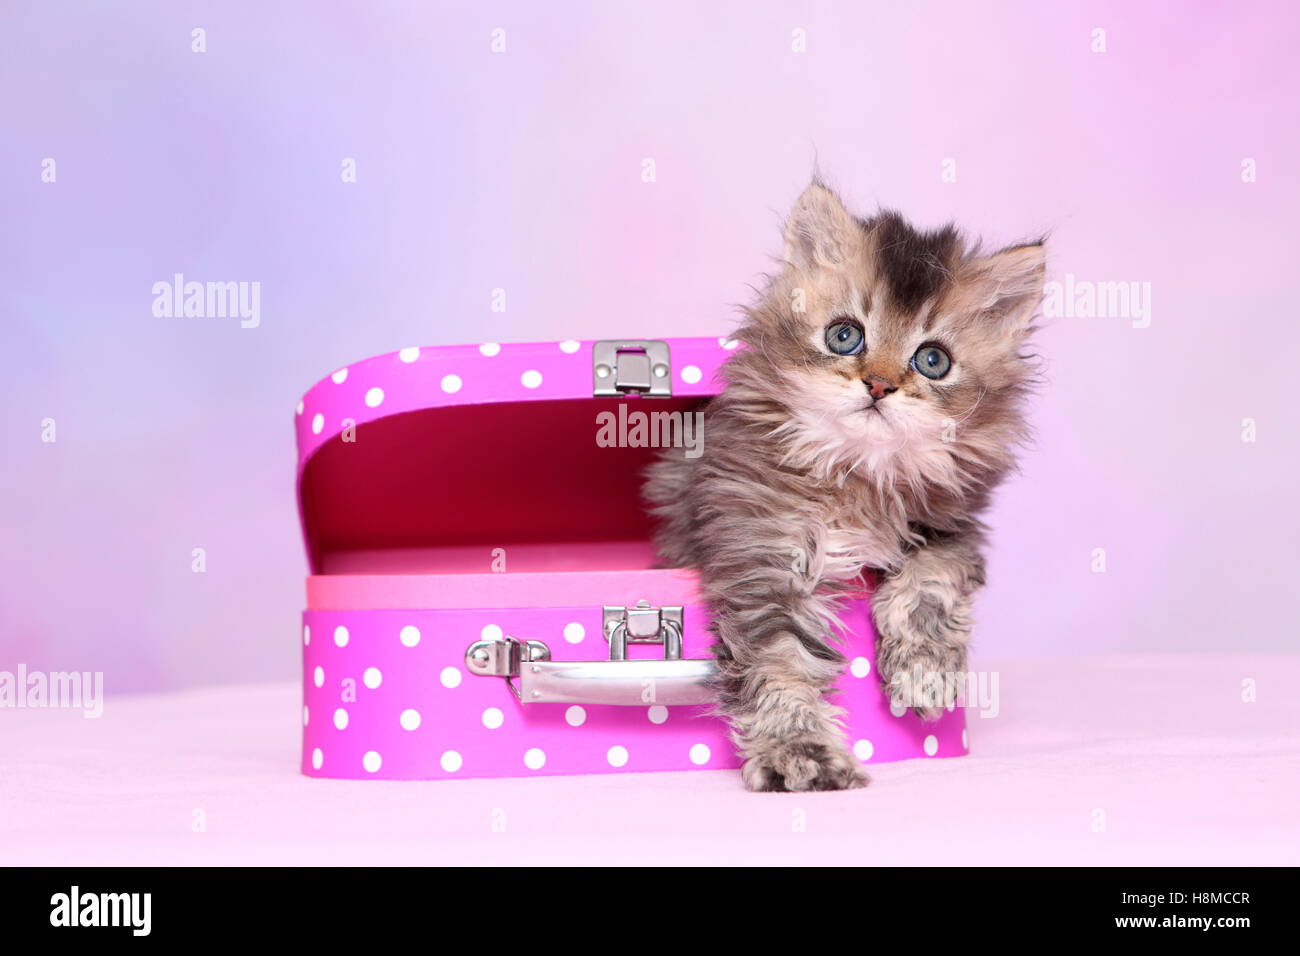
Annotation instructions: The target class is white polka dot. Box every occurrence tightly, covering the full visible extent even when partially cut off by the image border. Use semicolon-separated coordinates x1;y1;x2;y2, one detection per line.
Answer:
440;666;462;688
398;346;420;363
680;365;702;384
303;625;310;646
559;340;581;353
364;386;384;407
400;708;421;731
565;706;586;727
946;696;957;712
296;400;304;415
482;707;504;729
311;413;324;435
313;666;324;688
331;368;348;384
524;747;546;770
362;750;382;773
607;745;629;767
647;705;668;725
363;667;382;689
441;374;462;393
399;625;420;647
719;337;739;349
962;729;969;750
890;698;907;718
333;708;349;730
924;734;939;756
563;622;585;644
521;369;542;389
853;739;874;761
302;706;309;726
689;743;711;765
481;623;503;642
479;342;501;356
441;750;463;772
333;625;349;647
311;748;323;769
850;656;871;678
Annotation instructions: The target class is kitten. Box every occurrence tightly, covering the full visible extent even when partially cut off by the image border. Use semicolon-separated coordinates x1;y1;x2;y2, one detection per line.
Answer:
645;181;1044;791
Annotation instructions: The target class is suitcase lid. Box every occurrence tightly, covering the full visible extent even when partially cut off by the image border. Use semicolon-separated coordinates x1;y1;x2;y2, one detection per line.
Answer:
294;337;738;575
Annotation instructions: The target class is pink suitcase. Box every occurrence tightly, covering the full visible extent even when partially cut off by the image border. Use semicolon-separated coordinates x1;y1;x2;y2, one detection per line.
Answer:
294;338;968;780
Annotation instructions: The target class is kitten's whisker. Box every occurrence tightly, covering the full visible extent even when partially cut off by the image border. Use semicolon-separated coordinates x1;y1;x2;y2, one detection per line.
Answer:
950;386;987;425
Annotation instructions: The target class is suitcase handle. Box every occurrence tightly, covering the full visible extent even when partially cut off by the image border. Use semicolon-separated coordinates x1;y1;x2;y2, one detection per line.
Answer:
464;603;717;706
523;655;715;706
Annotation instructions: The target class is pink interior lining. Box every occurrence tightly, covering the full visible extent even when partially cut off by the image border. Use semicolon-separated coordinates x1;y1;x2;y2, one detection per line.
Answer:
299;397;706;574
318;540;662;575
297;385;874;614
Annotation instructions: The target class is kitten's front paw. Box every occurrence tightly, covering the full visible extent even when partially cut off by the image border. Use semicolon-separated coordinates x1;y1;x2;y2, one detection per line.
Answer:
878;642;966;722
742;737;870;792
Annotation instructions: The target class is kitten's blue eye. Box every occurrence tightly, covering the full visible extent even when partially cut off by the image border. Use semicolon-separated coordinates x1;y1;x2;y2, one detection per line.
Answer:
825;319;865;356
911;345;952;379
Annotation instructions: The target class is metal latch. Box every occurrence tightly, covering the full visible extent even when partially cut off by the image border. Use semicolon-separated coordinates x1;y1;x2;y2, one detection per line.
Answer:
464;637;550;679
464;602;712;706
592;340;672;397
603;601;683;660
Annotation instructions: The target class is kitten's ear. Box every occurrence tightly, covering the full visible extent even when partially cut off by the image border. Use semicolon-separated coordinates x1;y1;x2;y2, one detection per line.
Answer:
783;183;861;268
959;242;1047;332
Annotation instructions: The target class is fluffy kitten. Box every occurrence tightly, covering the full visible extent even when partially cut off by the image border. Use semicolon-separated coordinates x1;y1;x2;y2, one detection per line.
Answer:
645;182;1044;791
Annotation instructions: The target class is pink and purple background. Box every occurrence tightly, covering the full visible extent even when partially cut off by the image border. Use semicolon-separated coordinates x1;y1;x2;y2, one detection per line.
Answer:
2;0;1298;868
2;1;1297;694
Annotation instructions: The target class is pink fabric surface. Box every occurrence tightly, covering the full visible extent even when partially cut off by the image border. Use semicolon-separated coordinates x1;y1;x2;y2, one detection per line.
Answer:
2;654;1296;866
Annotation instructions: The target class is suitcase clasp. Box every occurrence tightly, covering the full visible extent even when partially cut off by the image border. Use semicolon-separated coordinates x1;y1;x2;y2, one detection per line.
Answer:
465;637;550;695
603;601;684;660
592;340;672;397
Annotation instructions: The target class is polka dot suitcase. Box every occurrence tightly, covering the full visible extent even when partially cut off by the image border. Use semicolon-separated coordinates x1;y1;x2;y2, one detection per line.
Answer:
294;338;967;779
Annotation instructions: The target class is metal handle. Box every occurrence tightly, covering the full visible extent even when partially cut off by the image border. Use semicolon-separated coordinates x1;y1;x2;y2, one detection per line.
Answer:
518;656;714;706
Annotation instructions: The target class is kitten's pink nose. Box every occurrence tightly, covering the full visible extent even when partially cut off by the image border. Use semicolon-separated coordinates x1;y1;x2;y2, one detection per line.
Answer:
866;376;898;401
